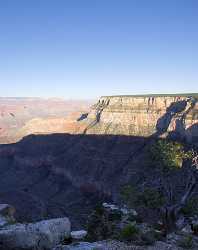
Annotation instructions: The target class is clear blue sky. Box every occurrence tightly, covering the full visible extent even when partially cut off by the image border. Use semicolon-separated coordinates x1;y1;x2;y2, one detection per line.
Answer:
0;0;197;99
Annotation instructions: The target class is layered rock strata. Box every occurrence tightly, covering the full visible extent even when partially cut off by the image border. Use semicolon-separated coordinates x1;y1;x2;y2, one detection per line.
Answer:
81;94;198;144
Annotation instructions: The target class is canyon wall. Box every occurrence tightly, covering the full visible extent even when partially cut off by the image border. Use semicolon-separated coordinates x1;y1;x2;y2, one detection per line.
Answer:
81;95;198;145
0;94;197;227
4;95;197;145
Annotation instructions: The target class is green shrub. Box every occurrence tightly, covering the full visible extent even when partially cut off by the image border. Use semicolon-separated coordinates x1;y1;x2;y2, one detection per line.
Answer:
120;185;139;207
119;223;139;241
86;204;117;242
181;197;198;216
150;140;189;171
108;210;122;222
121;185;165;209
137;188;165;209
94;204;105;216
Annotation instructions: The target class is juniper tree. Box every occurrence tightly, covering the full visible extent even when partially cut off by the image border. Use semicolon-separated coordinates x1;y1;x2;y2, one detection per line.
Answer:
151;140;198;233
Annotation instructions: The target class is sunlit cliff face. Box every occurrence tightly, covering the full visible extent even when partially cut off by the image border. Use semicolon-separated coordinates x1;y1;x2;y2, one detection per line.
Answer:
0;95;197;227
1;95;197;145
80;95;198;145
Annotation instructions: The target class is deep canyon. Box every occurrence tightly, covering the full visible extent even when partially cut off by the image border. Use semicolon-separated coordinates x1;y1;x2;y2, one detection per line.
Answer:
0;94;198;228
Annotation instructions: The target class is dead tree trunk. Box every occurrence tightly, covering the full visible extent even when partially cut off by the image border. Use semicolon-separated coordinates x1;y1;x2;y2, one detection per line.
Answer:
161;173;196;234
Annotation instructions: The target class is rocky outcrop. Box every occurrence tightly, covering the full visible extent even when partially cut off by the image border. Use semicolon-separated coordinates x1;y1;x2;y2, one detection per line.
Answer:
81;95;198;145
54;240;184;250
53;242;103;250
0;203;71;250
0;217;70;250
71;230;87;240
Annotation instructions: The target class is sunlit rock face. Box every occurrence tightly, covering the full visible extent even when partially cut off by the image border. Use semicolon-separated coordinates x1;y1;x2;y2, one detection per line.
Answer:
81;95;198;144
2;95;197;144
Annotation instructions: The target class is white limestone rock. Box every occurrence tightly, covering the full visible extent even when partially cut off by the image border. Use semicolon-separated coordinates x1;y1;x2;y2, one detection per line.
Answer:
53;242;103;250
0;217;71;250
71;230;87;240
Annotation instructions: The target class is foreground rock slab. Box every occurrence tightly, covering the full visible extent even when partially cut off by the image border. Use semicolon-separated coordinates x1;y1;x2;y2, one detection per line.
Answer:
0;217;70;250
53;240;183;250
53;242;103;250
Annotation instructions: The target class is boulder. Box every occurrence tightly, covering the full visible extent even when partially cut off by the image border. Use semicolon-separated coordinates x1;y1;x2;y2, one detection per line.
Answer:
0;217;9;228
121;208;138;217
147;241;180;250
102;203;138;217
102;203;119;211
181;224;192;234
71;230;87;240
0;217;70;250
53;242;103;250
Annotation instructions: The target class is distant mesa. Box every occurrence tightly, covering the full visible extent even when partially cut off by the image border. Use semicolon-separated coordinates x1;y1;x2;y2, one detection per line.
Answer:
0;94;197;145
78;94;198;146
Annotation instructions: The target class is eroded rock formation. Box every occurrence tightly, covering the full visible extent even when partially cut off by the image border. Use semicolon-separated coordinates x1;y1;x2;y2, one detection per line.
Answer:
0;94;198;232
3;95;197;145
81;95;198;145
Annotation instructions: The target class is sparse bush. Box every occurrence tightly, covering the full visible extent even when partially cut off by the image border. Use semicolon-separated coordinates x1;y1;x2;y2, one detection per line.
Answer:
121;185;165;210
149;139;198;233
119;223;139;241
150;140;189;171
94;204;105;216
181;197;198;216
120;185;139;207
108;210;122;222
137;188;165;209
86;204;117;242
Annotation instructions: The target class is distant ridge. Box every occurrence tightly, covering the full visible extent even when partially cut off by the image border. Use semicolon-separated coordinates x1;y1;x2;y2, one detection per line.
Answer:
101;93;198;98
0;97;43;100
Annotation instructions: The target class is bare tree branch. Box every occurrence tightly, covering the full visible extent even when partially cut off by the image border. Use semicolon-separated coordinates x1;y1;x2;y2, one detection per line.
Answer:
192;151;198;169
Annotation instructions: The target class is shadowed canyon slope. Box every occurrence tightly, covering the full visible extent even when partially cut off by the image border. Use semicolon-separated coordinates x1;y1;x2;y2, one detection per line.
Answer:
0;133;149;227
0;94;198;229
